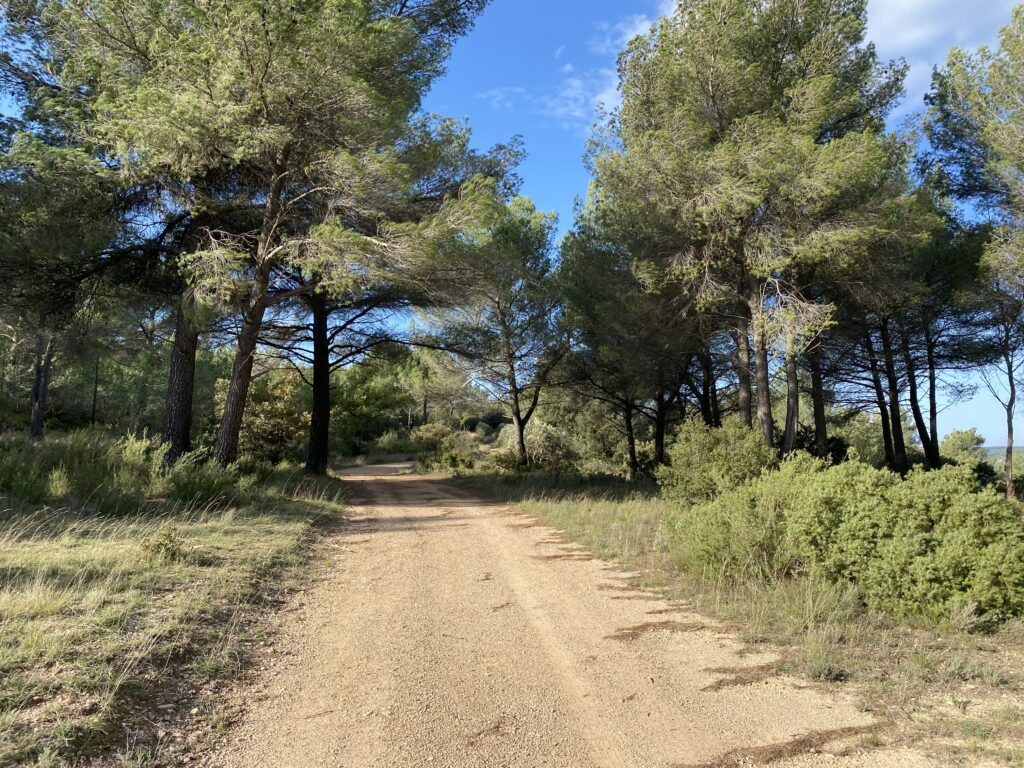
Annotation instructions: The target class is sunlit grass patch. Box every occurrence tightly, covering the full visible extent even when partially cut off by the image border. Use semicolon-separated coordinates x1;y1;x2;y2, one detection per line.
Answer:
458;471;1024;764
0;460;345;766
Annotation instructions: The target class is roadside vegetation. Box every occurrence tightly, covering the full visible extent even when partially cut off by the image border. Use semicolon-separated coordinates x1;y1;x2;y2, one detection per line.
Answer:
0;431;343;767
4;0;1024;766
456;424;1024;764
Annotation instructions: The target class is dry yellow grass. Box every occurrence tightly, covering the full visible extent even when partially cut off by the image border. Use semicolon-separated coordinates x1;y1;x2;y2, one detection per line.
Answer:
0;469;345;767
458;471;1024;766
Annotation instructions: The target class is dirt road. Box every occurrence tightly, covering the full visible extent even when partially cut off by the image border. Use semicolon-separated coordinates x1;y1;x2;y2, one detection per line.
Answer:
206;465;935;768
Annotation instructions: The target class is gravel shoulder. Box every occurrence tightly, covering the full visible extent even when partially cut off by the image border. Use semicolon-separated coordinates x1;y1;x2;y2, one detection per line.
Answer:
204;465;938;768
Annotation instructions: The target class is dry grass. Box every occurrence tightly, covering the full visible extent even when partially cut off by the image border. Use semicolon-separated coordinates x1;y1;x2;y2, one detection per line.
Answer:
458;471;1024;766
0;467;345;767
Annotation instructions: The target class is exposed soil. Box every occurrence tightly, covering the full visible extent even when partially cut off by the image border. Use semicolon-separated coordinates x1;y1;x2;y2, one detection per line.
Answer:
201;465;939;768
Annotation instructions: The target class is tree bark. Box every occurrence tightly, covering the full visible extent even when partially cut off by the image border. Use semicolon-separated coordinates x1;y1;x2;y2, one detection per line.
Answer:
898;318;940;468
864;331;896;470
702;351;721;427
214;270;269;467
29;331;54;439
653;390;673;465
782;345;800;455
808;344;829;459
624;403;638;482
510;402;528;464
750;300;775;447
305;296;331;475
879;319;909;474
162;297;200;466
734;303;754;428
1004;344;1017;500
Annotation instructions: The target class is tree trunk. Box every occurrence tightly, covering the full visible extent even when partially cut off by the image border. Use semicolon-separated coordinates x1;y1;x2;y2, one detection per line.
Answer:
624;403;638;482
90;356;100;426
898;318;940;468
879;319;909;474
750;301;775;447
703;351;721;427
782;345;799;455
808;344;829;459
511;402;527;464
29;331;54;439
924;320;940;458
162;297;200;466
305;296;331;475
1005;346;1017;500
214;274;269;467
734;303;754;428
864;331;896;470
653;391;672;465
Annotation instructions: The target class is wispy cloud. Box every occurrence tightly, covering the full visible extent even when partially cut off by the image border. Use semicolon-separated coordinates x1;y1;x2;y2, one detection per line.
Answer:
588;13;658;56
541;69;619;132
865;0;1016;119
478;3;674;134
477;86;529;111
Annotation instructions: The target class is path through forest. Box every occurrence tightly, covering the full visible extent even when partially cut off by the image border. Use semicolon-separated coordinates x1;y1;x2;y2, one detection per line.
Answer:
205;464;936;768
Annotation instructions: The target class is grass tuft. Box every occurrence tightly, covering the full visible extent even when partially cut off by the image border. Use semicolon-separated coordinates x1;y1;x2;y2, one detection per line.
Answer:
0;437;345;766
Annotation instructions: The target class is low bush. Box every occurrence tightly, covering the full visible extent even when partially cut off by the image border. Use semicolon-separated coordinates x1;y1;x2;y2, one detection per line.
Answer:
372;429;419;455
0;430;155;514
411;422;455;454
665;453;815;581
417;427;478;472
523;420;577;472
480;448;522;473
657;417;778;506
162;452;241;506
666;455;1024;622
0;432;258;515
496;420;577;472
235;373;308;464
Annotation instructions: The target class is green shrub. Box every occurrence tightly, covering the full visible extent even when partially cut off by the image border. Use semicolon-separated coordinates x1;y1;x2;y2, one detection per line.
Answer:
372;429;418;455
862;465;1024;621
417;427;479;472
435;449;474;470
411;422;455;454
140;523;187;564
667;454;1024;622
625;440;658;480
524;420;577;472
164;452;239;506
941;429;987;462
782;457;900;582
658;418;778;506
0;430;161;514
666;453;816;581
481;448;521;473
234;373;308;463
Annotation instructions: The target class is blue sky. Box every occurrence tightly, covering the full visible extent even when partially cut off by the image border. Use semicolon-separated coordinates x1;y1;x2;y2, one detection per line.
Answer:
423;0;1020;445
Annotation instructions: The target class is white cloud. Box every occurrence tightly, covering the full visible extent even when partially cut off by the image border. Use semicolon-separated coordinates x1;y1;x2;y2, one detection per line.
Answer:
478;3;676;135
589;13;658;56
541;68;619;132
478;86;528;111
866;0;1013;58
865;0;1016;119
